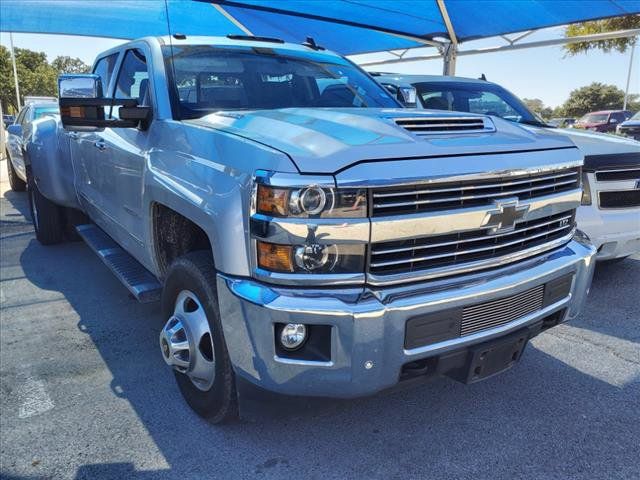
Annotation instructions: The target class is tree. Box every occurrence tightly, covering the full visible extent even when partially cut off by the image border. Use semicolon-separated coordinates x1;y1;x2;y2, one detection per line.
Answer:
51;56;90;74
0;45;59;113
564;15;640;56
522;98;553;119
558;82;639;117
522;98;544;113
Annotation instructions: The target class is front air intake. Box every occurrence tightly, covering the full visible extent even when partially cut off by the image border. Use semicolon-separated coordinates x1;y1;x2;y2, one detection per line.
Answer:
394;116;494;135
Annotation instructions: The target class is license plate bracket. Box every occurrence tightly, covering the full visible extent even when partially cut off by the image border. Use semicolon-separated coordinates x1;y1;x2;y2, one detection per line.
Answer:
451;329;531;384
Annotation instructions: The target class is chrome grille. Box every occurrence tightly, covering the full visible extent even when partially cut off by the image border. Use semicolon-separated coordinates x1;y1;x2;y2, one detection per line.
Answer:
369;211;575;276
461;285;544;336
372;168;580;217
394;116;492;136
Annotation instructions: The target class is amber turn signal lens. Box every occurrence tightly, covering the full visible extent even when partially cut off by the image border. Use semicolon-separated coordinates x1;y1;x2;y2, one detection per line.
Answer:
61;106;84;118
257;185;289;216
257;241;294;272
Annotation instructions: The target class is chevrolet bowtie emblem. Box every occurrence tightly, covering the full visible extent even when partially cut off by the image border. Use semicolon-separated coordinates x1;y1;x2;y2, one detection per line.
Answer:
485;198;529;234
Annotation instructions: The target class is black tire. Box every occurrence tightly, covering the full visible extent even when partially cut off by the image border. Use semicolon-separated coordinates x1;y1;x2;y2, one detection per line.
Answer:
27;175;65;245
161;251;238;423
64;207;90;241
6;151;26;191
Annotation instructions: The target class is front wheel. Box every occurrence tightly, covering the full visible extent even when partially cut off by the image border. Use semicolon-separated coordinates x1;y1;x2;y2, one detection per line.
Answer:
28;175;65;245
160;251;238;423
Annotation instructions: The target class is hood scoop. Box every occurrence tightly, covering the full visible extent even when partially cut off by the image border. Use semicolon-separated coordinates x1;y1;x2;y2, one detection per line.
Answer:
393;116;495;136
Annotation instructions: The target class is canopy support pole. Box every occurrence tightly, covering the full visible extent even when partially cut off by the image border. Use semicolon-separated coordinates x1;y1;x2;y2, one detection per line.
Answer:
437;0;458;75
9;32;21;111
623;40;636;110
357;28;640;68
442;42;457;76
212;3;253;36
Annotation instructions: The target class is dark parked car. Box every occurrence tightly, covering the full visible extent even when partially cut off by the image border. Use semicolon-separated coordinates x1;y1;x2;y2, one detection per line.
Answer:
3;114;16;128
616;111;640;140
547;117;576;128
574;110;632;133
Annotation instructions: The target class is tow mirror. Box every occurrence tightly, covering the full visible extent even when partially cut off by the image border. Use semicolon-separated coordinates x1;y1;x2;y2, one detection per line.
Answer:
381;83;417;108
58;74;151;131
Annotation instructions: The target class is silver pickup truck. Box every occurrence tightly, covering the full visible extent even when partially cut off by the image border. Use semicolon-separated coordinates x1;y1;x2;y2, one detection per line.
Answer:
25;35;595;423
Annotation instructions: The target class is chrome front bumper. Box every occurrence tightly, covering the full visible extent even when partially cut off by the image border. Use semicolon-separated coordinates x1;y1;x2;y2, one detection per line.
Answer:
217;239;596;398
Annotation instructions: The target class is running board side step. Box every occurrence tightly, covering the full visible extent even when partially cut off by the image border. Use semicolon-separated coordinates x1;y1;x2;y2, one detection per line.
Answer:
76;224;161;303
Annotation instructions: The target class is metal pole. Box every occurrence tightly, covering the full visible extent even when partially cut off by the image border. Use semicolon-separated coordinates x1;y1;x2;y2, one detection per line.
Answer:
442;42;457;76
436;0;458;76
358;28;640;68
0;100;5;161
9;32;21;112
623;40;636;111
212;3;254;36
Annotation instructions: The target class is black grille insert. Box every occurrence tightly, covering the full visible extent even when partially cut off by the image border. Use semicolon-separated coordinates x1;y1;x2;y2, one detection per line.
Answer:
595;169;640;182
599;190;640;209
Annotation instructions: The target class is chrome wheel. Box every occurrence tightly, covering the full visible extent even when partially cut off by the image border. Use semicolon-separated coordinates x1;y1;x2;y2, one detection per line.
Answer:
159;290;215;391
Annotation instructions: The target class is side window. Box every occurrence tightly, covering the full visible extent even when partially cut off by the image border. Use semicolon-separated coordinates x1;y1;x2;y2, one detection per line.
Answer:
92;53;119;96
114;49;150;104
18;107;31;126
421;91;451;110
14;108;25;125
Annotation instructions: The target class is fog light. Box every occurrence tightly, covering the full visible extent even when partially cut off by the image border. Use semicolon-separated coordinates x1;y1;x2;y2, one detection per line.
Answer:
280;323;307;350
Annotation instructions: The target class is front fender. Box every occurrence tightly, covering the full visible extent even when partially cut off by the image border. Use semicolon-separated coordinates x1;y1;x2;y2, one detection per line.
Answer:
143;121;298;277
27;117;81;209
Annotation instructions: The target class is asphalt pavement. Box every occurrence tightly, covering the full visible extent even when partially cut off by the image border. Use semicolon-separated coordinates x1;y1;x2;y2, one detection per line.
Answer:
1;158;639;480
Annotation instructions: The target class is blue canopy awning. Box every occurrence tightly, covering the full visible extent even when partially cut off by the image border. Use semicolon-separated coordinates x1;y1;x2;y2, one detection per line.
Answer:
1;0;639;55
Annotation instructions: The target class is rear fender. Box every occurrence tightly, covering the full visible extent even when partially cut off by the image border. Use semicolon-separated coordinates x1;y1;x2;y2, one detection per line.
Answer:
26;116;81;210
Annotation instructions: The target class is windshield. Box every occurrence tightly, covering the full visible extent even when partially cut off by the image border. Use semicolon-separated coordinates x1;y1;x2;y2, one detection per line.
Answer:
412;81;545;126
579;113;608;124
34;107;59;119
165;45;398;119
630;111;640;120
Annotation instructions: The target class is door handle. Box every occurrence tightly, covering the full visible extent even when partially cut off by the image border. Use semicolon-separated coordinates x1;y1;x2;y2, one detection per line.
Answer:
94;140;107;151
68;132;79;140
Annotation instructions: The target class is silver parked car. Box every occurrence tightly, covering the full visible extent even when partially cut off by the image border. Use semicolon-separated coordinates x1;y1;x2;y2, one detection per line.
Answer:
25;36;595;422
5;102;58;191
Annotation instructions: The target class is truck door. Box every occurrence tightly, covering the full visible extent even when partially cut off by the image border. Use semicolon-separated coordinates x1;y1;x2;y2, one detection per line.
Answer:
92;47;151;257
72;52;120;228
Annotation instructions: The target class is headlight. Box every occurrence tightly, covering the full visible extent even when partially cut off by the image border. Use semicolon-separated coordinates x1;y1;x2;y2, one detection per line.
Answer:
252;173;368;281
257;241;365;274
581;171;591;205
256;184;367;218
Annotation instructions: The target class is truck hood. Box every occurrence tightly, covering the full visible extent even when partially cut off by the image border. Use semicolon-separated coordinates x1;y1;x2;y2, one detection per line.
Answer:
521;124;640;155
188;108;577;174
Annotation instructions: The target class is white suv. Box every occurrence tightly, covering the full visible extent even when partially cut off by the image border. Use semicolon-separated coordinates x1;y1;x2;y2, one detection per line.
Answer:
375;74;640;261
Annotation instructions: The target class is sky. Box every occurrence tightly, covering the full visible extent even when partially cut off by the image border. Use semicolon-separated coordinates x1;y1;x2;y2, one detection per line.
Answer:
1;26;638;109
